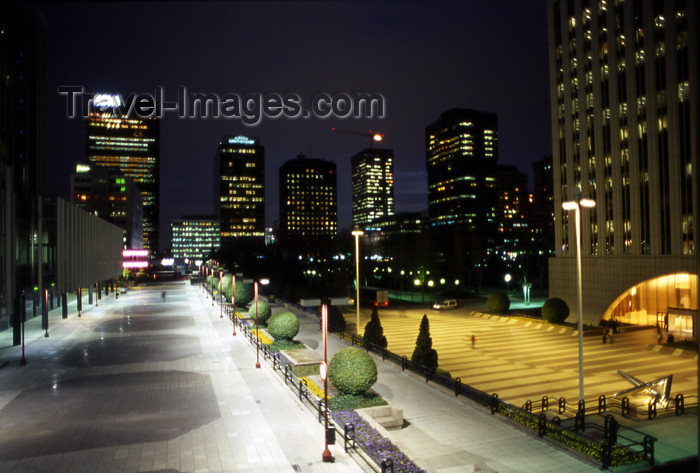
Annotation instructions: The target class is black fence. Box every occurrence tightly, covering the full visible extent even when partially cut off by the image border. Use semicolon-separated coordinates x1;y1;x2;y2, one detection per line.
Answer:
333;329;663;470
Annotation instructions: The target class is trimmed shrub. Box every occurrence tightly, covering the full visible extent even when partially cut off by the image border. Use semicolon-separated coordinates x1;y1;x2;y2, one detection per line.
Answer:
328;347;377;395
212;278;220;295
541;297;570;323
248;300;272;326
486;291;510;314
326;304;347;333
411;314;438;374
221;275;232;302
225;281;253;307
363;308;388;349
267;311;299;340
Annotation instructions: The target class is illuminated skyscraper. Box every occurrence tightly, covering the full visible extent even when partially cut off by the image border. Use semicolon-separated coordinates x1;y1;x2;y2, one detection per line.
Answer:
351;148;394;230
170;217;220;261
426;108;499;241
70;163;143;250
279;154;337;249
214;135;265;262
496;164;529;260
548;0;699;327
86;100;159;251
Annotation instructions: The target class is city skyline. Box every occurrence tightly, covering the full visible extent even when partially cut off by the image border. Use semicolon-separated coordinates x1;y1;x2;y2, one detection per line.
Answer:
42;1;551;247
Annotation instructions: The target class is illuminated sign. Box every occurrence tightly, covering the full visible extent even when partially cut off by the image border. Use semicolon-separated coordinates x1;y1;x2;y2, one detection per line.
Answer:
161;258;175;267
123;249;149;257
228;135;255;145
76;164;91;173
123;261;149;269
93;94;123;110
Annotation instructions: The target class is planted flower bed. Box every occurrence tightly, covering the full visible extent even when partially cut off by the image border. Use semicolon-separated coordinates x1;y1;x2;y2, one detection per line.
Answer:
332;410;426;473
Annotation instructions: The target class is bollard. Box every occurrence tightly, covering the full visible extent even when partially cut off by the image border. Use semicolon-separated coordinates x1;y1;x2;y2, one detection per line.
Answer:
542;395;549;412
524;400;532;413
490;393;499;415
598;394;606;414
537;413;547;438
643;435;655;465
558;396;566;414
380;459;394;473
577;399;586;414
675;393;684;415
455;377;462;397
344;424;356;453
648;398;657;419
401;356;408;371
574;409;585;432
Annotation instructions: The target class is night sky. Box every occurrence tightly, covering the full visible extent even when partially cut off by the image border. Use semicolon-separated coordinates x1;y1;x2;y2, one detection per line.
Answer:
42;1;551;249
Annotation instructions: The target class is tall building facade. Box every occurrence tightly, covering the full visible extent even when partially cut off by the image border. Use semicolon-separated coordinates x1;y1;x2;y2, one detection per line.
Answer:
170;217;220;262
0;3;48;340
532;155;555;257
496;164;530;260
86;98;159;251
214;135;265;263
70;163;143;250
547;0;699;331
279;154;338;250
426;108;499;236
351;148;394;230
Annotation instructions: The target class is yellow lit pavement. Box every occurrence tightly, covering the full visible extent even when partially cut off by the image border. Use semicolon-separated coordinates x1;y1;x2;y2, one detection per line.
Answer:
347;306;698;411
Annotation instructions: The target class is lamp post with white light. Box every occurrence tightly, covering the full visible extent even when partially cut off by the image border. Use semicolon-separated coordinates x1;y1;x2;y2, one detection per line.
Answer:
504;273;511;295
562;191;596;402
254;278;270;369
351;230;364;334
231;275;237;336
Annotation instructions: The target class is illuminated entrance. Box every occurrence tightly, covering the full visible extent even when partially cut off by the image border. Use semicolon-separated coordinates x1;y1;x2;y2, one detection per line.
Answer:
602;273;697;337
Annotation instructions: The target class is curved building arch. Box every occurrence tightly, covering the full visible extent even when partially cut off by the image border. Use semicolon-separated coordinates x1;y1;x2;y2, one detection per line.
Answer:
601;273;696;336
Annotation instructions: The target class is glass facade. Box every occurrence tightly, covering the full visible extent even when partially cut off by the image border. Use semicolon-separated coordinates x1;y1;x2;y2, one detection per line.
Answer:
171;218;220;261
351;148;394;230
86;108;159;251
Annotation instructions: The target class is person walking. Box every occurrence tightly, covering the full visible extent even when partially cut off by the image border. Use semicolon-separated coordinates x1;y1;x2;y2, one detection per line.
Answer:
656;328;662;344
471;334;476;350
602;329;607;344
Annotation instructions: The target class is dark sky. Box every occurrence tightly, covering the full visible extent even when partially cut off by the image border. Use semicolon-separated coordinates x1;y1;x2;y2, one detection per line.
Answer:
42;1;552;248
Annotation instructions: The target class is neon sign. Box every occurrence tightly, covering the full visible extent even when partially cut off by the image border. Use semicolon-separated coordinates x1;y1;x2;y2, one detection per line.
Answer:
228;135;255;145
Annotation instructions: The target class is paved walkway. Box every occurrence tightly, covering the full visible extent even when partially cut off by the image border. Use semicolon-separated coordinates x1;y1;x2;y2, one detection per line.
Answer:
0;282;696;473
0;282;362;473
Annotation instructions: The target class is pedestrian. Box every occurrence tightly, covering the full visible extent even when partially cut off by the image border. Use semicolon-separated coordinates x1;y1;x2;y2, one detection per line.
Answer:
162;291;167;302
471;334;476;349
602;329;607;344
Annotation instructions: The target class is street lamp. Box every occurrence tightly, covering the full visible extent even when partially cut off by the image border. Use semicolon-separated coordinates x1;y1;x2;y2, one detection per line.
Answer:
562;192;596;402
504;273;511;294
219;270;224;318
232;275;237;336
352;229;364;334
254;278;270;369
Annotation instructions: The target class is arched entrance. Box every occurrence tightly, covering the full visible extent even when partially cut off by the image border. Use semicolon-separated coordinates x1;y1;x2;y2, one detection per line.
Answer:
602;273;697;337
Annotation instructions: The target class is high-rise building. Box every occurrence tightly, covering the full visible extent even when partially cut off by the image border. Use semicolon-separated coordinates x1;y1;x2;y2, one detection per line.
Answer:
279;154;338;249
0;3;47;340
86;98;159;251
351;148;394;230
214;135;265;263
425;109;499;242
170;217;220;262
547;0;699;330
70;163;143;250
496;164;530;260
532;155;555;257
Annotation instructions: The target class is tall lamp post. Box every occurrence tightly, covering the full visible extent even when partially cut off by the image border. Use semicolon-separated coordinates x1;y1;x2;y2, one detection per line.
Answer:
351;229;364;334
219;270;224;318
562;192;596;402
504;273;511;295
254;278;270;369
232;275;237;336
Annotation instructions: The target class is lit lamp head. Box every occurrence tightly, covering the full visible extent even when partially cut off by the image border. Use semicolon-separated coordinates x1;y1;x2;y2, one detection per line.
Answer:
351;229;364;237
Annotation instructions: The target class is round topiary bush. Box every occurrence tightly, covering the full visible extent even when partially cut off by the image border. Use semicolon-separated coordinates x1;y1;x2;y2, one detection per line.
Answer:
248;300;272;326
487;291;510;314
226;281;253;307
328;347;377;395
541;297;570;323
267;311;299;340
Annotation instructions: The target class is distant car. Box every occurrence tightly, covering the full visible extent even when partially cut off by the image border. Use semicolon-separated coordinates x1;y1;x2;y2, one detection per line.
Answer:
433;299;457;310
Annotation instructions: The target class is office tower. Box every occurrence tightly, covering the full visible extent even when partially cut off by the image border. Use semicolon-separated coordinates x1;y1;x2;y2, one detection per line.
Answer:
532;155;555;257
351;148;394;230
70;163;143;249
279;154;338;250
496;164;530;260
170;217;220;262
425;108;499;246
214;135;265;263
547;0;698;329
0;3;47;341
86;97;159;251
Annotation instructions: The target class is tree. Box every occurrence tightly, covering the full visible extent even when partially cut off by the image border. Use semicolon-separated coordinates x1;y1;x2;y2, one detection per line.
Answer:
326;304;347;333
486;291;510;314
541;297;570;323
411;314;438;373
363;307;388;349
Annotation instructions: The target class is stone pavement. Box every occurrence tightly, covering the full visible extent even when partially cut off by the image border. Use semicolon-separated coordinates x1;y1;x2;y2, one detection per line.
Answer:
0;282;695;473
0;281;363;473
